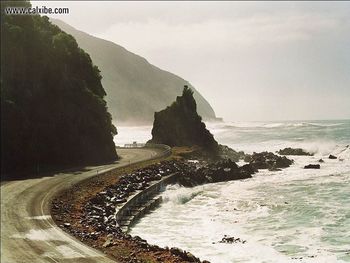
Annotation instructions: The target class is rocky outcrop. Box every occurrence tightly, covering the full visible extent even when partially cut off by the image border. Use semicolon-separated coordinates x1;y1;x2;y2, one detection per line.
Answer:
178;159;254;187
218;145;246;162
244;152;293;170
304;164;320;169
149;86;220;155
277;147;313;156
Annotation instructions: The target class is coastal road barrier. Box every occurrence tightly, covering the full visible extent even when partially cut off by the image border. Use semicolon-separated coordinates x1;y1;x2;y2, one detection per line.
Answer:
116;143;171;162
115;172;178;232
144;143;172;159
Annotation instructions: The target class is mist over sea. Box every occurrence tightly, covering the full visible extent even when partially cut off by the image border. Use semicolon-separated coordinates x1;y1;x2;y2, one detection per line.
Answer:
115;120;350;263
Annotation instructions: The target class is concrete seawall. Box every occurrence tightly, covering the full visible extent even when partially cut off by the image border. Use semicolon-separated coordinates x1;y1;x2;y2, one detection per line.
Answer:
116;172;178;232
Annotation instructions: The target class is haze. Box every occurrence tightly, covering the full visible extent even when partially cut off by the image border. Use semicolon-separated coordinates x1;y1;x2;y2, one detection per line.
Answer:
35;1;350;121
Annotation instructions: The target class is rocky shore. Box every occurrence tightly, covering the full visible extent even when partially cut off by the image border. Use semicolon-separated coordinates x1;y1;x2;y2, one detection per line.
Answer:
51;149;294;263
52;158;209;263
277;147;313;156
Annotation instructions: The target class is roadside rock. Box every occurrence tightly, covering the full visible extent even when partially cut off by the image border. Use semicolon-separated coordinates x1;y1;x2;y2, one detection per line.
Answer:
184;252;200;262
169;247;201;262
170;247;184;257
103;237;113;248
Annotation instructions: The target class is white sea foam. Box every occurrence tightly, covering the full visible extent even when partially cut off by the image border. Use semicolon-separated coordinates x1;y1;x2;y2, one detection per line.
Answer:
131;155;350;262
209;121;345;129
127;120;350;262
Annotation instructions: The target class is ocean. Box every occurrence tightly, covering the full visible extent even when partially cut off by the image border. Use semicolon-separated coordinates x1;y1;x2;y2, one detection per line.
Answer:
115;120;350;263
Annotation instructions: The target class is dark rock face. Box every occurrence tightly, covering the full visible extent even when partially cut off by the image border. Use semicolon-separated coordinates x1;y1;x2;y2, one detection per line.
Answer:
218;145;245;162
178;159;254;187
170;247;201;262
329;155;337;159
277;147;313;156
244;152;293;170
304;164;321;169
149;86;219;155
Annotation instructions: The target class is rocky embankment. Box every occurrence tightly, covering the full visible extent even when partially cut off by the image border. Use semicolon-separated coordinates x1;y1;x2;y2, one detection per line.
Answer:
52;151;294;262
52;160;208;262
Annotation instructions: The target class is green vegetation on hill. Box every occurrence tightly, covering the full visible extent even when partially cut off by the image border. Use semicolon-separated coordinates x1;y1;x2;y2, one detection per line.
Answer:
52;19;217;124
149;86;219;154
1;1;117;176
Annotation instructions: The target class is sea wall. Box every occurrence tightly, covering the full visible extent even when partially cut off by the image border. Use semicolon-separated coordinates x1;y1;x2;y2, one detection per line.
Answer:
115;172;178;232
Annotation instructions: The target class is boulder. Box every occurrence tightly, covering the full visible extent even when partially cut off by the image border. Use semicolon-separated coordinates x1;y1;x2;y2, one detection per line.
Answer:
102;237;113;248
329;155;337;159
184;252;199;262
170;247;184;257
304;164;320;169
248;152;293;170
277;147;313;156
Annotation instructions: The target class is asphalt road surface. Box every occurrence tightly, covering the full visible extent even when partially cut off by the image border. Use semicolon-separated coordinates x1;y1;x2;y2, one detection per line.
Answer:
1;148;161;263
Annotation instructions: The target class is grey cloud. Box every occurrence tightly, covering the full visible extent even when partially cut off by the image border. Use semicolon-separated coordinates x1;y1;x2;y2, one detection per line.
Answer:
35;1;350;121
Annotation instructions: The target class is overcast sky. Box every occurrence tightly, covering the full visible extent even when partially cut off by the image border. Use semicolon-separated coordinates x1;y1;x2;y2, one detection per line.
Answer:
35;1;350;121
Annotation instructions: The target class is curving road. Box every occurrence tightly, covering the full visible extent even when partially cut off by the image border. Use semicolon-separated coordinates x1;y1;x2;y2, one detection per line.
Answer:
1;148;161;263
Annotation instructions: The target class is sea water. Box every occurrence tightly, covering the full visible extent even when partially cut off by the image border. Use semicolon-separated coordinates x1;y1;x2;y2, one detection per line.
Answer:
116;120;350;263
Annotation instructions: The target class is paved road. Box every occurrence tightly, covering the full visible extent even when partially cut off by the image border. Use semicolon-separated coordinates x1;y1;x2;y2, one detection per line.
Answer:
1;148;160;263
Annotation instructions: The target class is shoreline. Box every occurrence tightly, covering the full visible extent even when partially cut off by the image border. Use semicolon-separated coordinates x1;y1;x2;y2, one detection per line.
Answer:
51;147;202;263
50;147;298;263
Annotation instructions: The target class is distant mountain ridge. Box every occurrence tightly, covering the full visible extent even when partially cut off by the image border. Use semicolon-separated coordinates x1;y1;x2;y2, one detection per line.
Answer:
52;19;217;124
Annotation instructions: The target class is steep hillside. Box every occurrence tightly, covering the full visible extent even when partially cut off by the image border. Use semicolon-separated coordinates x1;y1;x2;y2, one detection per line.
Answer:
1;2;117;176
52;19;217;123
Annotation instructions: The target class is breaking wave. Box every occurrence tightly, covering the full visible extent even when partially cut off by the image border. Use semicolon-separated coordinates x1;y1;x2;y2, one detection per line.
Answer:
129;119;350;263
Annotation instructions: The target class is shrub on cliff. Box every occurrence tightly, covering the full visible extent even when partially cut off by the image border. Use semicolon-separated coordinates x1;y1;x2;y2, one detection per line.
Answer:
149;86;219;154
1;1;117;176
